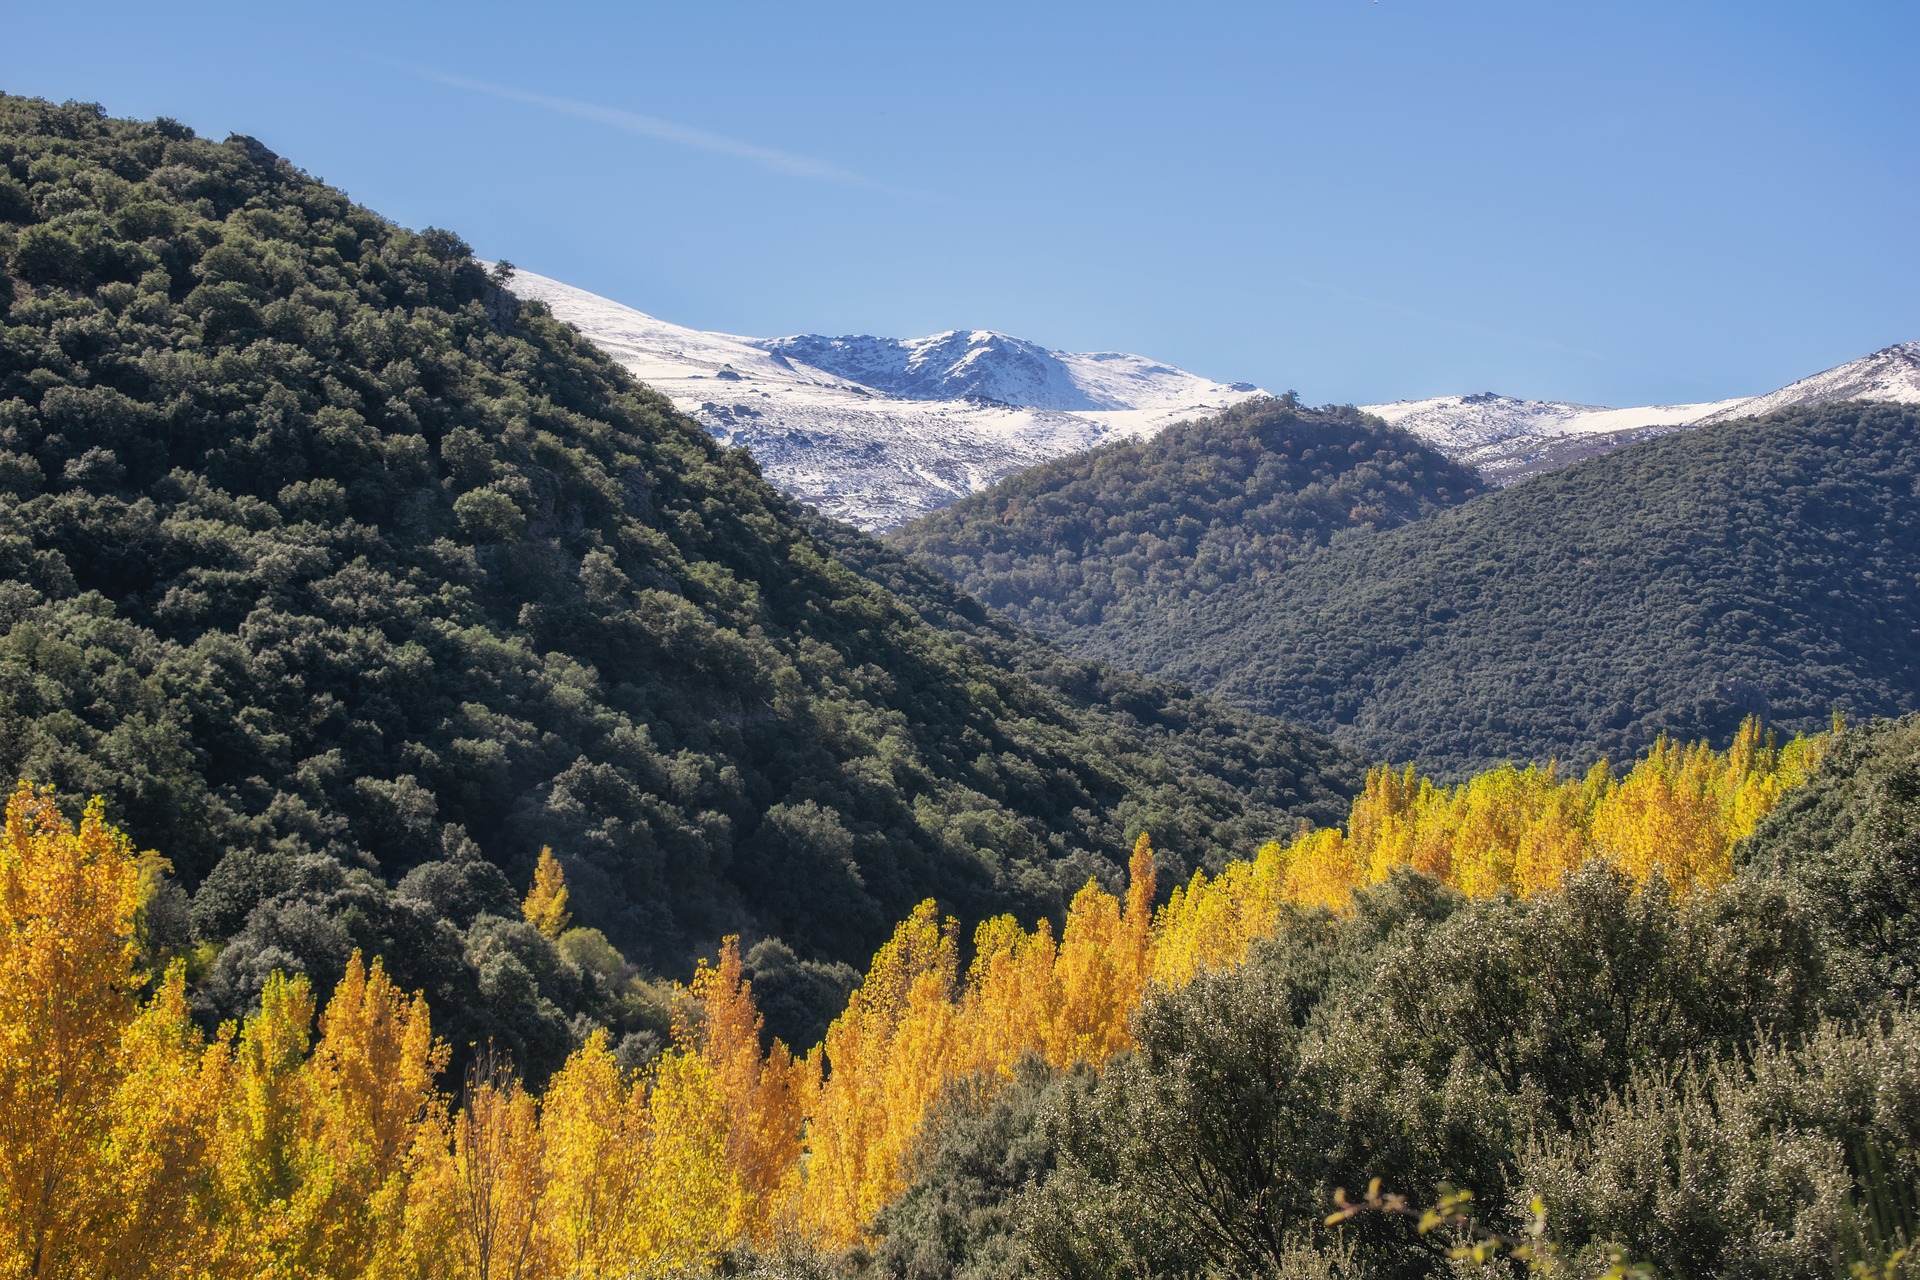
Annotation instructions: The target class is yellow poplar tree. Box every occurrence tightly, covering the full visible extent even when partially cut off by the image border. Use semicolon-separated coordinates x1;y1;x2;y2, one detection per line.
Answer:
688;938;813;1235
627;1050;739;1270
955;913;1058;1079
420;1069;550;1280
1048;833;1156;1067
521;848;570;940
790;900;957;1245
96;964;227;1280
211;971;324;1275
0;786;146;1280
536;1031;639;1276
301;954;448;1277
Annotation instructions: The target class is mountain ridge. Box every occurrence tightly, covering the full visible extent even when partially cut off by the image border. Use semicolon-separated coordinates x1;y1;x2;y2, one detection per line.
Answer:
1362;341;1920;484
517;266;1917;512
501;269;1264;530
1066;400;1920;773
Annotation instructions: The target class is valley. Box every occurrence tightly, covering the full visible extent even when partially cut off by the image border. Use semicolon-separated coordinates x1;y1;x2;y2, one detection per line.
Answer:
897;398;1920;774
2;85;1918;1280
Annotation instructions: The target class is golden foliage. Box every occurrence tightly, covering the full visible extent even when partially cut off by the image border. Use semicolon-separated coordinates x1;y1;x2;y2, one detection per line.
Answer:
98;964;226;1280
0;785;150;1280
520;847;570;940
1151;717;1829;984
783;834;1158;1247
436;1068;549;1280
788;899;959;1243
688;939;812;1235
0;721;1829;1271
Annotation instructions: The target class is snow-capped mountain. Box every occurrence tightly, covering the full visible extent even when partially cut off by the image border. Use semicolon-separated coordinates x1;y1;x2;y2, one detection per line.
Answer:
1364;342;1920;484
756;331;1245;413
502;269;1262;529
508;264;1915;510
1694;340;1920;422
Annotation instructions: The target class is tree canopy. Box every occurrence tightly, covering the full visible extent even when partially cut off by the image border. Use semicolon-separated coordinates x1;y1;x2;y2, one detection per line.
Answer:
886;395;1482;634
1093;401;1920;774
0;93;1357;1072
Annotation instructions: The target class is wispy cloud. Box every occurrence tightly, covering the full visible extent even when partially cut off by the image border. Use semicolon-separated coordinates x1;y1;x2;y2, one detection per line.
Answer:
413;66;916;197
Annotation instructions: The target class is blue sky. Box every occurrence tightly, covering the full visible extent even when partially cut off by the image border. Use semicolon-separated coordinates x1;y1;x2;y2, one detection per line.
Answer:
7;0;1915;406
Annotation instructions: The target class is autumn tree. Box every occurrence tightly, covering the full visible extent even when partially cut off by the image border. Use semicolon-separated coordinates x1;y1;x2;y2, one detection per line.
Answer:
534;1031;638;1276
790;901;959;1245
521;849;570;941
0;786;147;1280
423;1064;549;1280
688;939;813;1234
95;965;227;1280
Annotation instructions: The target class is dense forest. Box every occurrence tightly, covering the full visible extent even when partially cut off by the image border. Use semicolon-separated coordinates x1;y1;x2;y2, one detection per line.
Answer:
1101;401;1920;774
0;94;1359;1072
900;388;1920;776
885;396;1483;634
7;89;1920;1280
9;712;1916;1278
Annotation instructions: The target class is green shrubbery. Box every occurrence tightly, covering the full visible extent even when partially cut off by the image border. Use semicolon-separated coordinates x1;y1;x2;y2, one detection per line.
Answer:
887;395;1482;634
0;93;1357;1078
858;716;1920;1279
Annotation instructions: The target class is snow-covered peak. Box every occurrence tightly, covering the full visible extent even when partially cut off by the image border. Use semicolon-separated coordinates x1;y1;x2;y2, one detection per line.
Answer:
1364;343;1918;484
1695;341;1920;422
753;329;1254;413
499;267;1265;529
754;331;1097;409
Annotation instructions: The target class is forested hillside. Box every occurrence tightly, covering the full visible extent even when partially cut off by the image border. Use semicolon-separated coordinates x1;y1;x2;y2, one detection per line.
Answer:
13;704;1917;1279
1090;401;1920;773
886;396;1483;634
883;715;1920;1280
890;389;1920;777
0;94;1357;1071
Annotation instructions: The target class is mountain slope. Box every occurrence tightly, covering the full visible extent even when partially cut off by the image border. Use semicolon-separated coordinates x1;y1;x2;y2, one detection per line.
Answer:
0;95;1356;1069
1697;340;1920;421
502;269;1263;529
885;396;1485;635
1100;401;1920;773
754;330;1243;413
1364;342;1920;484
802;509;1357;848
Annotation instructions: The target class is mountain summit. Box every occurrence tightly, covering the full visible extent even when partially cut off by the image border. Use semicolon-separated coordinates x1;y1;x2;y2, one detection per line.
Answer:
1364;341;1920;483
755;330;1250;412
500;270;1263;529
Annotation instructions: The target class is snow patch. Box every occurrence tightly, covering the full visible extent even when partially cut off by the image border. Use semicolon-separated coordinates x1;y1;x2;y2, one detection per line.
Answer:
502;268;1264;529
502;265;1915;508
1364;342;1920;484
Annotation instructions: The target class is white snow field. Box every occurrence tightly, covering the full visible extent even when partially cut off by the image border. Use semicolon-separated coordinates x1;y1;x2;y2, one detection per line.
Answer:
1362;341;1920;484
505;267;1917;508
501;269;1263;530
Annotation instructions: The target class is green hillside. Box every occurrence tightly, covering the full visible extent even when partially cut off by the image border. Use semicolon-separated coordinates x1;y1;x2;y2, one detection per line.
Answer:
874;715;1920;1280
0;94;1356;1072
885;395;1484;634
1091;401;1920;773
